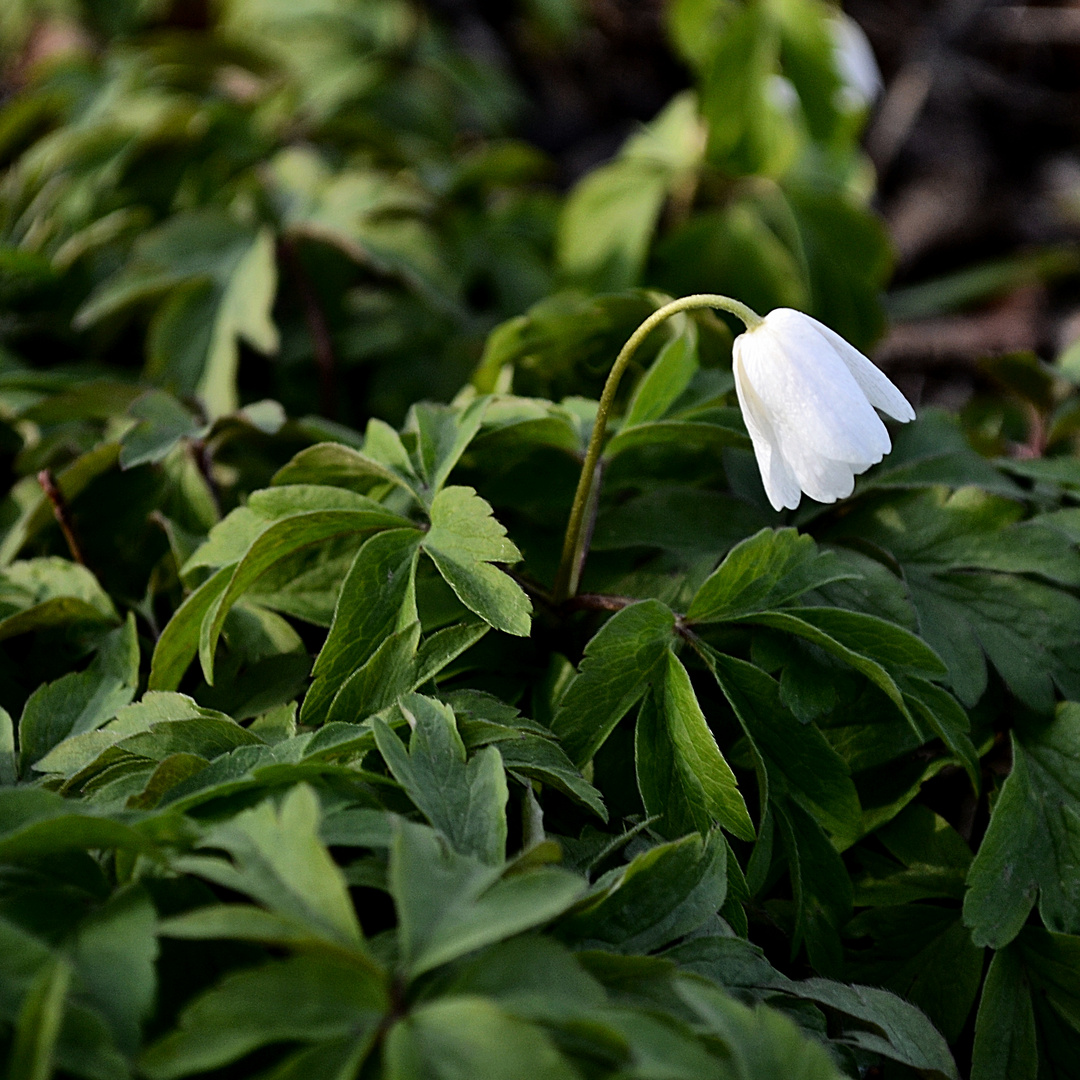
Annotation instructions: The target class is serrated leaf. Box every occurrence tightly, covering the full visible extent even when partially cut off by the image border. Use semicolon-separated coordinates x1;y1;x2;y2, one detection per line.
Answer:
199;506;410;682
374;695;507;865
421;486;531;637
552;599;675;766
173;785;365;950
701;648;860;846
302;528;422;727
635;651;754;840
828;487;1080;709
687;528;858;623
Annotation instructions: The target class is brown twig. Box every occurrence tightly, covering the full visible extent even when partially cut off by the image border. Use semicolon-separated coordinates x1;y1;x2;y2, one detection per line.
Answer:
279;237;338;420
37;469;86;566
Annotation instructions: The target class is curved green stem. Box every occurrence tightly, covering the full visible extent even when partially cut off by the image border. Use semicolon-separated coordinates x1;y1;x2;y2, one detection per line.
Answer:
553;293;762;603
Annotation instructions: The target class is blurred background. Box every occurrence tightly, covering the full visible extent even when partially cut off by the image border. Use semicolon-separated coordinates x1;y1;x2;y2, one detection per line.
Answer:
2;0;1080;453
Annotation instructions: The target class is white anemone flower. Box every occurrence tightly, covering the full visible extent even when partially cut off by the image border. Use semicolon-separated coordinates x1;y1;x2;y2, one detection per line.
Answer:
733;308;915;511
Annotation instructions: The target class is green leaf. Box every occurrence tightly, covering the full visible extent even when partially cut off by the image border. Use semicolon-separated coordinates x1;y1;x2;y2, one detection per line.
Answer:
970;944;1037;1080
828;487;1080;709
389;819;585;978
687;528;858;623
69;886;157;1055
635;650;754;840
552;599;675;766
148;566;232;691
0;558;118;641
199;505;410;682
0;707;14;785
557;160;669;292
676;978;845;1080
119;390;201;470
792;978;958;1080
622;323;699;428
385;997;578;1080
407;397;490;500
8;958;72;1080
774;799;853;977
374;695;508;865
173;785;365;950
76;211;279;419
139;956;386;1080
272;441;421;502
302;528;423;727
701;648;861;846
18;615;138;774
421;486;531;637
324;622;421;723
591;486;769;556
964;704;1080;948
557;831;727;954
496;735;607;821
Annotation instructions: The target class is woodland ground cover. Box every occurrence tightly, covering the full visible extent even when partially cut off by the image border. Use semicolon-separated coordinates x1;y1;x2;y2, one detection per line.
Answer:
1;2;1080;1079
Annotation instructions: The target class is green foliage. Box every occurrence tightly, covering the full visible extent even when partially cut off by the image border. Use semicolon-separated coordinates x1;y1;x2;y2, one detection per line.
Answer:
2;2;1080;1079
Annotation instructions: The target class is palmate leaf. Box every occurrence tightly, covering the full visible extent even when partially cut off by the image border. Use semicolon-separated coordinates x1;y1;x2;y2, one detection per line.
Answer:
827;486;1080;710
964;702;1080;948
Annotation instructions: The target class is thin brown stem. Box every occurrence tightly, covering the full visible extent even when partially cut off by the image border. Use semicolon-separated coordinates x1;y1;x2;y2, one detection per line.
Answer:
37;469;85;566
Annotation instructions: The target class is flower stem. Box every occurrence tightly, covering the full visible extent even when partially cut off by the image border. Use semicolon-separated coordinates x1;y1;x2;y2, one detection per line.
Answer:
552;293;762;603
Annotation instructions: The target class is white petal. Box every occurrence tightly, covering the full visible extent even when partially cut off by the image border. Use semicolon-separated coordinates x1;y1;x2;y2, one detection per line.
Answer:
733;345;801;510
790;452;857;505
739;310;891;466
803;314;916;423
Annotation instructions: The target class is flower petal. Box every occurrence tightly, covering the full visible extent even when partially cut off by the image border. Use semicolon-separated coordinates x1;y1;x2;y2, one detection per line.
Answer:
739;310;891;467
804;314;915;423
733;347;801;510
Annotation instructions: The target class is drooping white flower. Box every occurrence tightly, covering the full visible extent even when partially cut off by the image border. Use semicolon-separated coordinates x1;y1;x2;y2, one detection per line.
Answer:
733;308;915;511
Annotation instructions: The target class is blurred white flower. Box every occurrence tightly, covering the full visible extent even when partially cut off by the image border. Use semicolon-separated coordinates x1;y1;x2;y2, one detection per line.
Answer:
829;14;882;112
733;308;915;511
